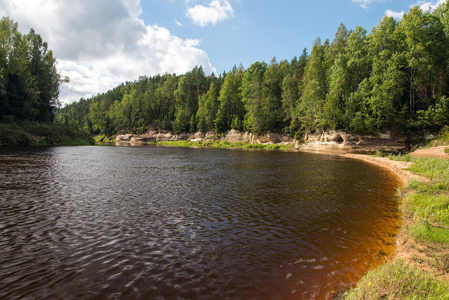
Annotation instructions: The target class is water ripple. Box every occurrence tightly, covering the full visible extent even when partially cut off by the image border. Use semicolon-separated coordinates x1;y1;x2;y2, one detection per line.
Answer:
0;146;401;299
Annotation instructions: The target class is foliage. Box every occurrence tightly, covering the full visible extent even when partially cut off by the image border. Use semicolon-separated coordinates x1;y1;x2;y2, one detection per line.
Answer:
343;260;449;299
56;3;449;138
0;123;94;146
0;17;63;123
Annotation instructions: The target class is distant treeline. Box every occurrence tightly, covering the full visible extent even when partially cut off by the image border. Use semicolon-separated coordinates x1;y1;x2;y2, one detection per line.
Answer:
57;3;449;138
0;17;63;124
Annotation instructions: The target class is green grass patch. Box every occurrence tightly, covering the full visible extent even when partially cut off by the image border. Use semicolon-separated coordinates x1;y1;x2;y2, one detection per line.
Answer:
407;180;449;194
388;155;449;182
410;221;449;245
404;192;449;226
343;259;449;299
0;122;94;146
388;153;413;162
394;156;449;245
407;157;449;182
157;140;295;150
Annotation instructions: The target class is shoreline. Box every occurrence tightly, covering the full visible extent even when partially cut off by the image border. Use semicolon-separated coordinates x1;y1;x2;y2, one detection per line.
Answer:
342;147;449;297
343;153;425;185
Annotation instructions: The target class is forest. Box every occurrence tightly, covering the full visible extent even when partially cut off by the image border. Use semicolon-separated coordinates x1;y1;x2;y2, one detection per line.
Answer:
0;17;63;124
57;3;449;139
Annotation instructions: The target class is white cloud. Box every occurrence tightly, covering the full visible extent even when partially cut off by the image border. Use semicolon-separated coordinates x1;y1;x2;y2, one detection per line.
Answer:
384;0;446;20
385;9;405;20
187;0;234;26
0;0;216;104
352;0;376;9
175;19;183;26
417;0;446;11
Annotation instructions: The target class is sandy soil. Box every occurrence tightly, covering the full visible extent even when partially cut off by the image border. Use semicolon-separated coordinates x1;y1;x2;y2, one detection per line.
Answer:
411;145;449;160
345;146;449;283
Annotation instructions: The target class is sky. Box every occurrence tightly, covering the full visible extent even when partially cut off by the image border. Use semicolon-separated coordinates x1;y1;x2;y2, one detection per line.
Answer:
0;0;446;105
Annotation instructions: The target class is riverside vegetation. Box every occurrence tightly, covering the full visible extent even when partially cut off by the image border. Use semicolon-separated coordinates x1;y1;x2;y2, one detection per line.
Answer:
0;123;93;146
3;3;449;298
344;129;449;299
0;17;92;146
57;4;449;144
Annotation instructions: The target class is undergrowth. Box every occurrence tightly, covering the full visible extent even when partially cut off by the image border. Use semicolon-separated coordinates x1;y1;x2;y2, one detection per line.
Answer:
0;123;94;146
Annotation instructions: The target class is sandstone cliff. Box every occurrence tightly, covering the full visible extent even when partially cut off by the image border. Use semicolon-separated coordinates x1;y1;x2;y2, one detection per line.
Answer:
115;129;411;153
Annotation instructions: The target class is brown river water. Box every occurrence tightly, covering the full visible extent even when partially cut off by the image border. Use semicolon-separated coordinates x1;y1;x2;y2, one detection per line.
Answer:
0;146;401;299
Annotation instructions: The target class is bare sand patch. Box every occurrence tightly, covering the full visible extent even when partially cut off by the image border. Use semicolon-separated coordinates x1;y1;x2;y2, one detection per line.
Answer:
411;145;449;160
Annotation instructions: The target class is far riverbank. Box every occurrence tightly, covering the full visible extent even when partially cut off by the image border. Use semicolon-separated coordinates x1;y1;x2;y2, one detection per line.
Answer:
112;128;424;154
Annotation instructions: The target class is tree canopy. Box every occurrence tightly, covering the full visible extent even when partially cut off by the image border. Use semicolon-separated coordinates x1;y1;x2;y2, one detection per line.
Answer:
0;17;63;123
57;3;449;137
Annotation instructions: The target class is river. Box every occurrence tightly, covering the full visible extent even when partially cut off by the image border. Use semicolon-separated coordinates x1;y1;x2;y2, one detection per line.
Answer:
0;146;401;299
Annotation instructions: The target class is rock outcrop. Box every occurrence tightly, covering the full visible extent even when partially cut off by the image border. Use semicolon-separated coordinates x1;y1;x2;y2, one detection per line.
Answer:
115;129;409;152
298;130;407;153
223;129;294;144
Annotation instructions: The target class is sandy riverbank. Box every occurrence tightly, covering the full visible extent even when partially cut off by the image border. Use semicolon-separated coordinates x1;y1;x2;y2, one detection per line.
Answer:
344;146;449;288
343;154;425;185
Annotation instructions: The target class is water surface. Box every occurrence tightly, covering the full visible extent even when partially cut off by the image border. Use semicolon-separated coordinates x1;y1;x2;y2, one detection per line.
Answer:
0;146;401;299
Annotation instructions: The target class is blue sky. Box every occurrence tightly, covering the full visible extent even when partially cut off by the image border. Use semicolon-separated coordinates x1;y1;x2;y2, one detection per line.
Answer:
0;0;446;104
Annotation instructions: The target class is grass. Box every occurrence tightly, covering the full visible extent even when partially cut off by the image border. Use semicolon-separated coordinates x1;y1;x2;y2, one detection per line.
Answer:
343;260;449;299
344;145;449;298
410;222;449;244
0;122;94;146
157;140;295;150
394;155;449;244
407;157;449;181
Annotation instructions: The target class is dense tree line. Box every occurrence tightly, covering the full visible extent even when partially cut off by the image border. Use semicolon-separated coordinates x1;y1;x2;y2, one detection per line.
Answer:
57;4;449;137
0;17;63;123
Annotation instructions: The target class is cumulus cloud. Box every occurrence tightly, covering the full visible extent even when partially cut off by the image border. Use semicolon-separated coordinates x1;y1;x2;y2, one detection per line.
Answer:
187;0;234;26
385;9;405;20
384;0;446;20
0;0;216;104
418;0;447;11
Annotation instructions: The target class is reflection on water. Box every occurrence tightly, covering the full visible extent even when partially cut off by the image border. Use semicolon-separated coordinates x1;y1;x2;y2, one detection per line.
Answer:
0;146;401;299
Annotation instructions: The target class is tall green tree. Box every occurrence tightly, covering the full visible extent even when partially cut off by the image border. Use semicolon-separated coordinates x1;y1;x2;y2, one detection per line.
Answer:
173;76;194;133
215;66;244;132
242;61;267;134
367;16;406;128
0;17;62;123
197;82;219;132
298;38;328;130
